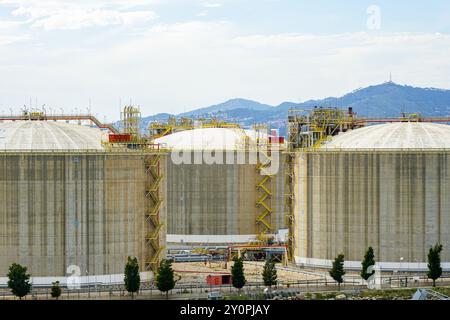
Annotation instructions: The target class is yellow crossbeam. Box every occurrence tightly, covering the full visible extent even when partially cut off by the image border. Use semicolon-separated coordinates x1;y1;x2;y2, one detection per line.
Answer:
257;210;272;223
256;218;272;232
257;193;269;205
148;217;158;229
147;223;163;240
146;155;161;167
147;175;162;192
150;247;164;264
257;183;272;197
147;200;162;218
257;175;271;185
257;201;273;214
149;239;160;252
148;168;162;180
146;246;164;271
148;191;161;204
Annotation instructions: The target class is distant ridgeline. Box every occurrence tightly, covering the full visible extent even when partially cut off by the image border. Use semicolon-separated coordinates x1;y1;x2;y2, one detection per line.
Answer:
116;82;450;137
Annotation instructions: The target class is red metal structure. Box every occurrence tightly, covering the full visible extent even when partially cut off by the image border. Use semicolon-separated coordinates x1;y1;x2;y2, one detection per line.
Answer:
206;274;232;286
108;133;132;143
269;136;285;144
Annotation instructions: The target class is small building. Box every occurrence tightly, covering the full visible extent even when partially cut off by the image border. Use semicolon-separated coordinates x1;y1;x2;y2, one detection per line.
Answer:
206;274;232;286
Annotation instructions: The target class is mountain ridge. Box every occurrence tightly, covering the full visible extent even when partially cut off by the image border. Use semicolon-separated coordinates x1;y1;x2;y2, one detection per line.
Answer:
123;82;450;135
179;98;273;117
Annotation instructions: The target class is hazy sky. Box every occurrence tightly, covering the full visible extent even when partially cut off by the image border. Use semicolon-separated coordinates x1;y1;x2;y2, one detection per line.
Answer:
1;0;450;121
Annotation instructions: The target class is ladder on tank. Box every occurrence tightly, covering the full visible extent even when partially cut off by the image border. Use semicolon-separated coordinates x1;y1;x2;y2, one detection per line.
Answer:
144;154;164;273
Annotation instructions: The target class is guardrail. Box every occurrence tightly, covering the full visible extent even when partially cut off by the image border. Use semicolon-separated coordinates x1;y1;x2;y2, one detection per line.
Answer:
1;274;449;300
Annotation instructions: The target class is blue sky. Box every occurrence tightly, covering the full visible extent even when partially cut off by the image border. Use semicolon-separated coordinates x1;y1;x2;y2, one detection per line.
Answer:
0;0;450;120
170;0;450;34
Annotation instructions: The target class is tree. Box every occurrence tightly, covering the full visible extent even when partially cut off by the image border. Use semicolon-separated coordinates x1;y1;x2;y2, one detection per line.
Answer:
361;247;376;281
262;259;277;289
51;281;61;300
124;256;141;299
7;263;32;299
156;259;175;299
329;254;346;291
231;257;246;293
427;243;443;287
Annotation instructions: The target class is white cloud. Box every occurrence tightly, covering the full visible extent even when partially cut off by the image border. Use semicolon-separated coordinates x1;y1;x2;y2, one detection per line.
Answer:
196;0;222;18
26;8;156;30
0;17;449;119
0;0;158;30
201;2;222;8
197;11;208;17
0;34;29;45
0;20;24;29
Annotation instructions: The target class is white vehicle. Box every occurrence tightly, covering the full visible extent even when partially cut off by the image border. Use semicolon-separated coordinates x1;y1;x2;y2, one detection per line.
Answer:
207;291;222;300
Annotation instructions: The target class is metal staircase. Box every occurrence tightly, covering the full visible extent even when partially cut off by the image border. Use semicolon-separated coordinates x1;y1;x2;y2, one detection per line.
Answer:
144;154;164;272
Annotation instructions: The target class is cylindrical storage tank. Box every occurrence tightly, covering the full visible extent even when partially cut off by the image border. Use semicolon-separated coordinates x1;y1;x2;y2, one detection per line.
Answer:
294;122;450;271
155;127;287;245
0;121;166;283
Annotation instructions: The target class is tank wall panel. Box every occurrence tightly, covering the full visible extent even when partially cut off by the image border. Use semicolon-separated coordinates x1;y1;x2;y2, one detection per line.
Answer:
295;152;450;263
166;151;287;241
0;154;158;277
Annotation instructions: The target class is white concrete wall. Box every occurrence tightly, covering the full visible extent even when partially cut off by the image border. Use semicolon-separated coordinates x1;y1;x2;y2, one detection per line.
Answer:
167;234;259;244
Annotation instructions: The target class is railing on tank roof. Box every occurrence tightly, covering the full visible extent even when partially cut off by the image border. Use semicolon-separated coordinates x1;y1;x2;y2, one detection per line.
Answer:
0;114;119;134
297;146;450;153
0;145;168;154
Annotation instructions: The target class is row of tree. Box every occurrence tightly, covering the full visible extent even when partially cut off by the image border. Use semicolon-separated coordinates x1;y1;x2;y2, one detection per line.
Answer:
230;257;278;293
116;257;179;299
231;244;445;294
5;257;177;300
329;243;444;290
5;243;444;299
7;264;63;299
7;255;273;300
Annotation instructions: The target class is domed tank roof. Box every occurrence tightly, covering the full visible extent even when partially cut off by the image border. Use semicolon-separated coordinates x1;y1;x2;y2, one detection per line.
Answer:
154;127;268;150
0;121;106;150
322;122;450;149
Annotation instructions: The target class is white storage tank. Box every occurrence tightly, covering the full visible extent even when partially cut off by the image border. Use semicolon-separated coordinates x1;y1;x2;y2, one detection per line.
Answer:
294;122;450;270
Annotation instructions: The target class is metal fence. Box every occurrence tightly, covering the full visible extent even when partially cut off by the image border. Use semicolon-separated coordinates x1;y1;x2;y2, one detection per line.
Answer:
1;274;449;300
